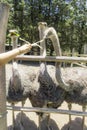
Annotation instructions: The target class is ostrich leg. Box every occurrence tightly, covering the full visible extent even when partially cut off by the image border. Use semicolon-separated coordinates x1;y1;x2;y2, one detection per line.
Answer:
68;103;72;122
38;114;51;130
82;105;86;130
38;114;42;130
21;100;25;111
12;103;15;127
46;114;52;130
20;100;25;121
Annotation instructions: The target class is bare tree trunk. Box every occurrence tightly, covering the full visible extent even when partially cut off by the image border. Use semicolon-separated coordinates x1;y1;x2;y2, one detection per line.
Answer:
0;3;9;130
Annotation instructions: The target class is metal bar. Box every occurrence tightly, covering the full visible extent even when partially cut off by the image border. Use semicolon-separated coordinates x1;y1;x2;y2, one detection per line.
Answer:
15;55;87;63
7;105;87;117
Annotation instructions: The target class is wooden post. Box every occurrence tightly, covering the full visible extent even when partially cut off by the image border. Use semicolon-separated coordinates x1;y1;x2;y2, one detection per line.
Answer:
84;44;87;54
0;3;10;130
71;48;75;67
83;44;87;66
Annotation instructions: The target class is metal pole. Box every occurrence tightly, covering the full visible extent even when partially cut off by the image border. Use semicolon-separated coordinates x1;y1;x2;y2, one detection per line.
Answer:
7;105;87;117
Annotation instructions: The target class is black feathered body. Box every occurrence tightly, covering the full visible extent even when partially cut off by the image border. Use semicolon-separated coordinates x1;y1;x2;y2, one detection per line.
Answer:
62;67;87;106
7;62;27;103
25;63;66;109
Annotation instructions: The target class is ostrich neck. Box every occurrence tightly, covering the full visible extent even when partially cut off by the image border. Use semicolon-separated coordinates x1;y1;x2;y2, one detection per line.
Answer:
38;22;72;92
44;27;72;91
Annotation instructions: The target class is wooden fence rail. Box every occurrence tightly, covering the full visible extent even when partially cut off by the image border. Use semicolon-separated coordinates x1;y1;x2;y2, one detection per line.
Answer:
15;55;87;63
7;105;87;117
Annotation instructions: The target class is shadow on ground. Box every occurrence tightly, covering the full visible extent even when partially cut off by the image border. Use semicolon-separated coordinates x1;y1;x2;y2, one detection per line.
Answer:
61;117;87;130
8;112;87;130
8;112;59;130
8;112;37;130
38;117;59;130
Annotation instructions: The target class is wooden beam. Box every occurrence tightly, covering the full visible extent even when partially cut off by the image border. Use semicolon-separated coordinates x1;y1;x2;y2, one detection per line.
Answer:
0;3;10;130
15;55;87;63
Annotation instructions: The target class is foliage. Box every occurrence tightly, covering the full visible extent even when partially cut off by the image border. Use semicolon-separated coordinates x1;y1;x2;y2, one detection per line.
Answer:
2;0;87;55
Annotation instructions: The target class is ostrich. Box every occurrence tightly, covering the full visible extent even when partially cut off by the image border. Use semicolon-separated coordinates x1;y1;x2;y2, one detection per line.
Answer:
37;22;87;130
26;62;65;130
7;30;27;127
62;67;87;130
7;61;27;127
23;22;66;130
43;25;87;130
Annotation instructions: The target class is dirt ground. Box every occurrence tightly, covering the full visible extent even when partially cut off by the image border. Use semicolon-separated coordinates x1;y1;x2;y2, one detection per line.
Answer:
6;62;87;130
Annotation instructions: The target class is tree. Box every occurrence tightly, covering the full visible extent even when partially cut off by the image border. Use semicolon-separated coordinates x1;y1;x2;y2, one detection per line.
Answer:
3;0;87;55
